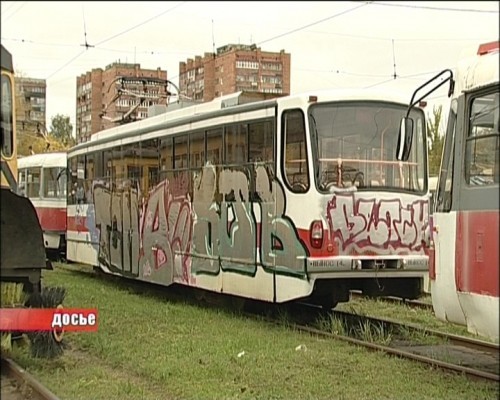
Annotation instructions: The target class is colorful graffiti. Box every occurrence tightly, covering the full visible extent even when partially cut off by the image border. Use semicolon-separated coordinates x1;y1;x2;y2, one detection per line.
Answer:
139;175;192;285
191;164;307;277
326;192;429;254
92;163;308;286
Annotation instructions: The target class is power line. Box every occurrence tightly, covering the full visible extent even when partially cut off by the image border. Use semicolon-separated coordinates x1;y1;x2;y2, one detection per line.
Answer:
81;4;95;50
365;1;499;13
1;1;26;23
94;1;186;47
257;2;372;46
46;50;86;80
44;1;186;81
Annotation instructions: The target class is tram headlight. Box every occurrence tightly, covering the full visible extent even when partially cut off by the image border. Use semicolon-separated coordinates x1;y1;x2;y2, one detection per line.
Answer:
310;220;323;249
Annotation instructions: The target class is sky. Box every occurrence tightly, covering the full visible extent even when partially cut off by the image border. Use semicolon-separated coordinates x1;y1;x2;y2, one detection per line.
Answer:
1;1;499;136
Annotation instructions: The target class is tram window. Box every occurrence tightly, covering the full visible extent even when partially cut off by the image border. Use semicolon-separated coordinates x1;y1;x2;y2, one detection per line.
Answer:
148;167;159;190
225;123;248;165
103;150;113;187
68;157;78;205
189;131;205;168
283;109;309;193
57;168;67;198
249;120;273;163
206;128;222;166
1;75;13;157
159;137;173;177
142;139;160;192
27;167;41;198
43;167;60;198
122;143;140;190
86;153;95;200
18;169;26;196
110;146;126;191
465;92;500;186
94;151;104;180
174;135;188;169
76;154;86;202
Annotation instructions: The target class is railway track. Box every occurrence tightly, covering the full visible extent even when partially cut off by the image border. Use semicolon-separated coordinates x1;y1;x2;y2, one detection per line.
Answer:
270;302;500;383
56;263;499;382
1;357;60;400
349;289;433;310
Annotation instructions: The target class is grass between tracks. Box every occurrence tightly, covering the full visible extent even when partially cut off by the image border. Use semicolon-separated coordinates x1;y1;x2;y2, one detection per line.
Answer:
9;264;499;400
335;296;493;341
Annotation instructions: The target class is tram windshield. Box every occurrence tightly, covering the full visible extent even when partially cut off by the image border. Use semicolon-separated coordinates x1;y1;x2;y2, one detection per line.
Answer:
309;102;426;193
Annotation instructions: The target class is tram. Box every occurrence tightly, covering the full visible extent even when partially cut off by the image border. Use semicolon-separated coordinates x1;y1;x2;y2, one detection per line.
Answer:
18;152;68;260
66;74;450;308
430;41;499;341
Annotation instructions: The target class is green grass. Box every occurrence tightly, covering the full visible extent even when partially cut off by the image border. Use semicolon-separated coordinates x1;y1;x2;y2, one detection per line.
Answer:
336;296;495;341
9;264;499;400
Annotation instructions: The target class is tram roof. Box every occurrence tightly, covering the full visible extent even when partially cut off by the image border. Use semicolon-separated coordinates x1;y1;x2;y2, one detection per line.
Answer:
18;152;67;169
69;87;417;155
454;42;499;95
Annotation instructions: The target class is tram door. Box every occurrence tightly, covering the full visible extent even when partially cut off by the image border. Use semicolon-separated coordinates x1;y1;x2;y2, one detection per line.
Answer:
107;145;140;277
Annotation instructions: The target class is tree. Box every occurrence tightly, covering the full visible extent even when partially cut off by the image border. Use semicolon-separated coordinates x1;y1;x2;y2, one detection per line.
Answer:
426;105;445;177
49;114;75;147
16;113;76;156
17;130;68;156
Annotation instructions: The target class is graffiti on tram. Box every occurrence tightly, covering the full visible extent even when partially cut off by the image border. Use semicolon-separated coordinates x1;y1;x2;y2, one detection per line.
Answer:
92;163;308;285
326;194;429;255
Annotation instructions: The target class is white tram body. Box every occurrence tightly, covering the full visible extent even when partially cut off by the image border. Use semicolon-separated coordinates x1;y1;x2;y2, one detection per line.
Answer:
431;41;499;341
17;152;68;257
66;89;434;306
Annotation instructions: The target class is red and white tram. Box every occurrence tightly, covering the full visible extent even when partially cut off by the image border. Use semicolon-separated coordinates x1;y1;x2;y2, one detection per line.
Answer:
429;41;499;342
17;152;68;259
398;42;500;341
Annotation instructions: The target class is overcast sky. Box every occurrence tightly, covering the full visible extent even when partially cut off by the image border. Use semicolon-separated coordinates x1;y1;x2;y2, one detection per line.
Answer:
1;1;498;135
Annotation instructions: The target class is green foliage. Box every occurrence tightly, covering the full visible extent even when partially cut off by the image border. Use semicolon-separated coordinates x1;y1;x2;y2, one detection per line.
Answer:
427;105;445;176
17;113;75;156
17;131;68;156
49;114;75;147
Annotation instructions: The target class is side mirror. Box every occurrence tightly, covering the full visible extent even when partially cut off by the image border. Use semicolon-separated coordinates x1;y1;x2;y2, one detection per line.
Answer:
396;117;414;161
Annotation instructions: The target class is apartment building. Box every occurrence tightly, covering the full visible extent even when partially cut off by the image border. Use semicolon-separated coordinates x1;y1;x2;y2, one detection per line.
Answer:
179;44;291;102
15;77;46;136
75;62;168;143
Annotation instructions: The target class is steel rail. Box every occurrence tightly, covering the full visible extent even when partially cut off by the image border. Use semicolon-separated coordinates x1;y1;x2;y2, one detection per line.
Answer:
349;290;433;310
291;323;500;383
331;308;499;356
1;357;61;400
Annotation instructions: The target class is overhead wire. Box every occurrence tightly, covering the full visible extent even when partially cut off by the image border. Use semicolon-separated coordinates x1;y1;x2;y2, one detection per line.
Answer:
3;0;496;82
44;1;187;80
256;2;372;46
1;1;26;23
364;1;499;13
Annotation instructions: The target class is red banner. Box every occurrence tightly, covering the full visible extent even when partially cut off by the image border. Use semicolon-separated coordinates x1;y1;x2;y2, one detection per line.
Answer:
0;308;98;332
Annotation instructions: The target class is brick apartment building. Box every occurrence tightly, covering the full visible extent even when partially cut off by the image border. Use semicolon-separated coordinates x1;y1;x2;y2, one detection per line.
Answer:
75;44;290;143
15;77;46;137
179;44;291;102
75;62;168;143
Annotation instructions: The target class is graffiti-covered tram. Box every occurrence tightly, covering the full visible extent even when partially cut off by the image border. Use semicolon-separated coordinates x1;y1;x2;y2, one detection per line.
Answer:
67;89;436;308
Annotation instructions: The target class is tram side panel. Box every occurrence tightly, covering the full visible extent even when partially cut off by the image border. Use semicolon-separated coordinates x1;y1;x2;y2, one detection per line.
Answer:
431;41;499;342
